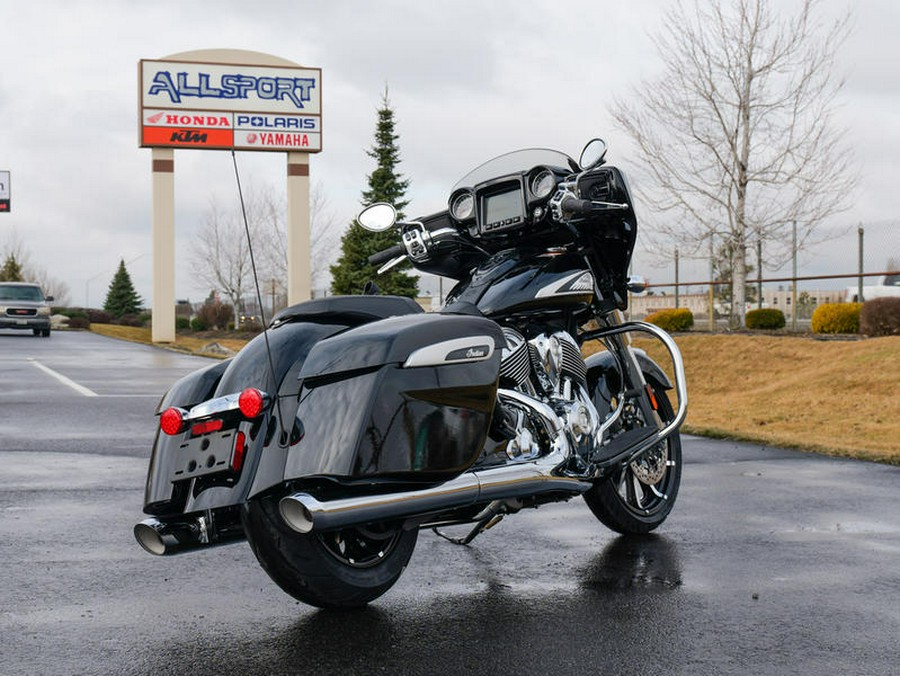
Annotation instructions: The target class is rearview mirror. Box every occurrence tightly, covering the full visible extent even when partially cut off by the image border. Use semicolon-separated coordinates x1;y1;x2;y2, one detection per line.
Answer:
357;203;397;232
626;275;647;294
579;139;608;170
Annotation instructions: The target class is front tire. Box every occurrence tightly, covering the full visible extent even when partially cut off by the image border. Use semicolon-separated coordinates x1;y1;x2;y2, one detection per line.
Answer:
583;387;682;534
242;495;418;609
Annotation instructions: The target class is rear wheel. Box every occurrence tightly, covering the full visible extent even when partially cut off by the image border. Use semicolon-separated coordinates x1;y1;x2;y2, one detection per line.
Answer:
242;495;418;609
583;387;682;534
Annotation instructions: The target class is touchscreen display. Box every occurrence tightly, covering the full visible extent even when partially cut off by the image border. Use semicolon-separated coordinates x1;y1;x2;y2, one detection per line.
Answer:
484;189;523;225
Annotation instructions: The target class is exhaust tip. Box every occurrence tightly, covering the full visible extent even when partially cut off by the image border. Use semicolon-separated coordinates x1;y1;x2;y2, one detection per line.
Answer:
134;522;167;555
280;496;314;534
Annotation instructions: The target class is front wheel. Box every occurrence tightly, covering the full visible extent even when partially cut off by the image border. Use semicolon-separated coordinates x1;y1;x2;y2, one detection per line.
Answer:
242;495;418;609
583;387;682;534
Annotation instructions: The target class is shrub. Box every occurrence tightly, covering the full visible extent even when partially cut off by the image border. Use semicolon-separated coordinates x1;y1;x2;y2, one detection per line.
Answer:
859;298;900;337
58;308;88;320
175;316;192;331
745;308;786;330
190;316;208;332
645;308;694;332
86;309;113;324
811;302;861;334
194;302;233;331
115;313;144;327
67;316;91;330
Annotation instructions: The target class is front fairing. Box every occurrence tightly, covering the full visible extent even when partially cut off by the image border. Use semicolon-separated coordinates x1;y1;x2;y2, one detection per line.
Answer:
444;249;594;317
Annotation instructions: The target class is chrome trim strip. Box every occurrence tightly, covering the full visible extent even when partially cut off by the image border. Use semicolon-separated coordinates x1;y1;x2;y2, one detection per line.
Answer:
403;335;496;368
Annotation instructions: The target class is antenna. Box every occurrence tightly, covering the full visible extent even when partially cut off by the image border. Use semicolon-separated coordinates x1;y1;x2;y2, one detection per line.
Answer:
230;150;287;442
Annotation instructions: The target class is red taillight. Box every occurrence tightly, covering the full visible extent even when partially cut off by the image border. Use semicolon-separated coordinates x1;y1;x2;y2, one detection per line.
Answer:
231;431;247;472
160;407;186;436
238;388;265;418
191;418;223;436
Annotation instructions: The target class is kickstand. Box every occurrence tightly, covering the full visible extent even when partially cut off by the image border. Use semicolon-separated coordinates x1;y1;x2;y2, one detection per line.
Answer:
432;501;509;546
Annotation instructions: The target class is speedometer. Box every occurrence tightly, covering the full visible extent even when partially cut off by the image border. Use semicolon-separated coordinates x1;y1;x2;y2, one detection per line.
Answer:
450;191;475;221
530;169;556;199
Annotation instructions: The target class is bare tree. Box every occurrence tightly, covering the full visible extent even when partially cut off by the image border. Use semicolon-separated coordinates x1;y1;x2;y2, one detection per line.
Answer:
255;181;341;302
193;200;258;329
612;0;854;327
194;182;340;325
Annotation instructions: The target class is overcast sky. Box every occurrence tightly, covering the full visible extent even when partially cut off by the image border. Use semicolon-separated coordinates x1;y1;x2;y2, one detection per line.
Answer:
1;0;897;307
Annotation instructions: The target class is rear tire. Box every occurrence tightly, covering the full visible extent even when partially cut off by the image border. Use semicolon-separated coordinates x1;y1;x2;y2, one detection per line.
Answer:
242;495;418;609
583;387;682;534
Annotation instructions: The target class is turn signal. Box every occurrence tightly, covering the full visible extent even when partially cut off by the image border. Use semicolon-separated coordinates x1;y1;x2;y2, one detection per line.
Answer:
160;407;187;436
232;431;247;472
238;388;266;418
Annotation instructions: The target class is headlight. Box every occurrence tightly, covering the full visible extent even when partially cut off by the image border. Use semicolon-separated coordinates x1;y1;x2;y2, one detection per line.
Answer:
38;306;51;316
450;191;474;221
530;169;556;199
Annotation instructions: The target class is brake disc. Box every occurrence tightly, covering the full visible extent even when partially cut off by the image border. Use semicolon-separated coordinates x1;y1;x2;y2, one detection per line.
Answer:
630;442;669;485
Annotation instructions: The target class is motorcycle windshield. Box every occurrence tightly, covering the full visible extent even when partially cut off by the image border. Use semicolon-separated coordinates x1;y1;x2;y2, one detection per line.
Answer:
453;148;576;190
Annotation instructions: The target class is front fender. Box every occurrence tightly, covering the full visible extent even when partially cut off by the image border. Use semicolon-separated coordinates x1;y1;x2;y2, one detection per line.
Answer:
585;347;672;411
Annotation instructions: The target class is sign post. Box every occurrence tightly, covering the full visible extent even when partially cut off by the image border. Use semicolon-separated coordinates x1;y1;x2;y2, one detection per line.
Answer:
139;49;322;341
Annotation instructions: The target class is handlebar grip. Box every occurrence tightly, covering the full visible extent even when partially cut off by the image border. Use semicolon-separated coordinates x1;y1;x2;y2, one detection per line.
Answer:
368;244;406;267
560;195;594;215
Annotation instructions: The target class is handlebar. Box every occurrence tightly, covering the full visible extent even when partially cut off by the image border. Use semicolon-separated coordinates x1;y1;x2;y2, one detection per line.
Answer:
368;245;406;267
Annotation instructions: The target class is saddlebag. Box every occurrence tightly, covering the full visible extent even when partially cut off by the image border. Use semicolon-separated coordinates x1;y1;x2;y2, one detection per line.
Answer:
284;313;505;483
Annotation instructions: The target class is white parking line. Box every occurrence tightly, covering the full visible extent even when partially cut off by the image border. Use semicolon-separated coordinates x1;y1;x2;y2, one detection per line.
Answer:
28;358;99;397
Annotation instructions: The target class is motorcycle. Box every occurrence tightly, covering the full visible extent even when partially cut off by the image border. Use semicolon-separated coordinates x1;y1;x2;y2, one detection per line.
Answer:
134;138;688;609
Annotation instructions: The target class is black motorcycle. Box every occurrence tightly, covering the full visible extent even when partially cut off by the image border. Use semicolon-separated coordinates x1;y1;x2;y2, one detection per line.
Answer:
135;138;687;609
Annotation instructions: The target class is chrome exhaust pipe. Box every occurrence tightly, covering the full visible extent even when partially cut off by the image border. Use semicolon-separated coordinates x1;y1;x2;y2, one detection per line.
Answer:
279;447;591;534
134;513;245;556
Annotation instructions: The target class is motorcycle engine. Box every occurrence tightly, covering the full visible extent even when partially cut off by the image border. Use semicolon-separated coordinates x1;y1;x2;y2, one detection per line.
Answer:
498;328;600;463
500;328;587;398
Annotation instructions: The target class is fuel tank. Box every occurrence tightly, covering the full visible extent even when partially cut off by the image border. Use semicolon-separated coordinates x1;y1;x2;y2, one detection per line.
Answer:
444;249;593;317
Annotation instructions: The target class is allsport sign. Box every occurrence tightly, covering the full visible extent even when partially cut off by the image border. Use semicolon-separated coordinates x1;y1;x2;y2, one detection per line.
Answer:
139;59;322;152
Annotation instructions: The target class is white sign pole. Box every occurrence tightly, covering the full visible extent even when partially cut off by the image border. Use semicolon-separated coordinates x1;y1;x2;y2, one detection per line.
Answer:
286;152;311;304
151;148;176;343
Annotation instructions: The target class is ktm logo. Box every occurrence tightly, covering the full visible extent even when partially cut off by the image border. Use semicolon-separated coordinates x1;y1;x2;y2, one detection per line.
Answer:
170;130;208;143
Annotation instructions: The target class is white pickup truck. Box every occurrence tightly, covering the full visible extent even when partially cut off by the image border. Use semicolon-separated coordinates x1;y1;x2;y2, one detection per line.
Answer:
845;273;900;302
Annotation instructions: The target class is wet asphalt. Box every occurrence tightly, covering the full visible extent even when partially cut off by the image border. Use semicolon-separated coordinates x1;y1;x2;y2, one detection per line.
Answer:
1;331;898;675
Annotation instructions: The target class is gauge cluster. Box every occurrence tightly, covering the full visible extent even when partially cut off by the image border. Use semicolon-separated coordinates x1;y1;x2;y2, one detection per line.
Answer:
448;165;565;237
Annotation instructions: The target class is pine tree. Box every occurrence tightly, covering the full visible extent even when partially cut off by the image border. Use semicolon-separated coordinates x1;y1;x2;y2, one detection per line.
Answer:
103;259;143;317
0;254;24;281
330;89;418;297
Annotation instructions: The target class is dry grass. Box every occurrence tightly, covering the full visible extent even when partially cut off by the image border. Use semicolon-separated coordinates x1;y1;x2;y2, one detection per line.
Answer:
89;324;250;358
586;333;900;464
89;324;899;464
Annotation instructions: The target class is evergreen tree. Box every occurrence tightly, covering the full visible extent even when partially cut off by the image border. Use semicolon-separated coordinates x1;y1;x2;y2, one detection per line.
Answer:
103;259;143;317
0;254;24;281
331;89;418;297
